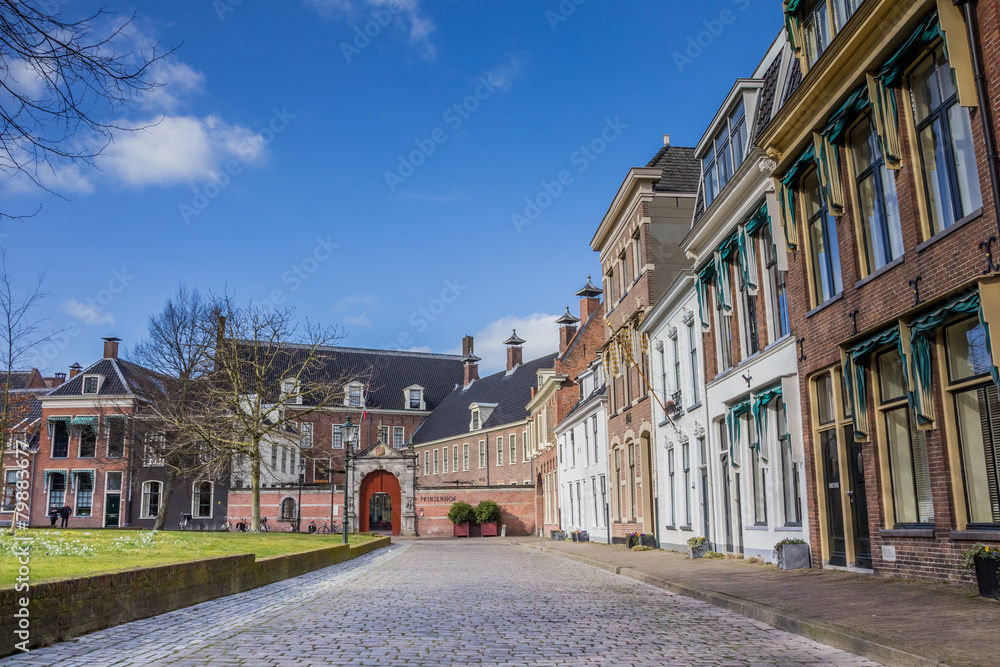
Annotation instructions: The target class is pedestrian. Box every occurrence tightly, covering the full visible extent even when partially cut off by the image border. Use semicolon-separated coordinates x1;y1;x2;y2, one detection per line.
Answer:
48;507;59;526
59;503;72;528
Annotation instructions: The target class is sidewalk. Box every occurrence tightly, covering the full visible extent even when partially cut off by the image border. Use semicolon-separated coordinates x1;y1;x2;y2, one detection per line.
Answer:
506;537;997;667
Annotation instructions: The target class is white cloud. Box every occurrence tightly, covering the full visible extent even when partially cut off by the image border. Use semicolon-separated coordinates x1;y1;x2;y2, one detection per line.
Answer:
408;345;432;353
485;53;527;93
334;295;378;311
449;313;560;374
63;300;114;325
99;115;266;187
2;58;48;99
140;59;206;112
305;0;436;59
344;313;373;327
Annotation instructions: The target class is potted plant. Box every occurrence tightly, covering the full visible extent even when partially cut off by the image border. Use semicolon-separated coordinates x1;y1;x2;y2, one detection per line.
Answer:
578;530;589;542
688;536;710;559
475;500;501;537
448;501;475;538
773;538;811;569
961;544;1000;599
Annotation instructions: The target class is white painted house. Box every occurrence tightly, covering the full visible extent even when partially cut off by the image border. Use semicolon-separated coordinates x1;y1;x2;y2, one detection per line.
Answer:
640;273;710;553
682;33;809;562
555;360;610;543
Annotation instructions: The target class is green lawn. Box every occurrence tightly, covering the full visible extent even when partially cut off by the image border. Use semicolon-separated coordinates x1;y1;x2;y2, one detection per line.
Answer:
0;529;379;584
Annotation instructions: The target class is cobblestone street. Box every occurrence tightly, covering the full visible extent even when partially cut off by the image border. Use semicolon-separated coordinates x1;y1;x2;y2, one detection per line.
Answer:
2;541;880;666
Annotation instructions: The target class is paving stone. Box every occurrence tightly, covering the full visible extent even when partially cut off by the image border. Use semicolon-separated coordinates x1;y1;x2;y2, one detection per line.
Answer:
1;541;881;666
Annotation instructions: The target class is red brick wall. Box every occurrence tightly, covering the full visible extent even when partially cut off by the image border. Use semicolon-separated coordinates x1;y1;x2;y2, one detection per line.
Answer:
414;485;536;537
790;0;1000;582
228;487;343;530
414;423;533;487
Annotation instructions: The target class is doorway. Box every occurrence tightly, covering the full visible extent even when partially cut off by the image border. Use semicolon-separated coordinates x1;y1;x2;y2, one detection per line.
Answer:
822;430;847;566
358;470;402;535
845;428;872;569
105;493;120;527
722;458;733;553
369;492;392;532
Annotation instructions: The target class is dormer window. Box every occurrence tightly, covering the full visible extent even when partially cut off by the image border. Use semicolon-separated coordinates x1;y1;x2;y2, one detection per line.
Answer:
345;383;363;408
82;376;100;395
702;102;747;207
404;385;425;410
282;379;301;405
471;411;480;431
469;402;497;431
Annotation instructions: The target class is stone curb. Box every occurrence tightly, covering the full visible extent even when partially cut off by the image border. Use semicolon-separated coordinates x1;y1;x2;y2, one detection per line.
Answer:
511;541;953;667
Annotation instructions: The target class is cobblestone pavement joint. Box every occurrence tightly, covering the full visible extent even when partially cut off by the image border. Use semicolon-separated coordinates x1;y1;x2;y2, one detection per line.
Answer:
2;541;882;666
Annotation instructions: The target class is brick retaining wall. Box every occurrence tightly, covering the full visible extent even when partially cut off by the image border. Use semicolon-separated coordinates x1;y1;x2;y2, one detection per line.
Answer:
1;536;390;656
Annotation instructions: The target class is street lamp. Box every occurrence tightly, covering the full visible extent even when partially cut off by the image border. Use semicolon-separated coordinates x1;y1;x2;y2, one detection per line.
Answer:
340;415;358;545
296;456;305;532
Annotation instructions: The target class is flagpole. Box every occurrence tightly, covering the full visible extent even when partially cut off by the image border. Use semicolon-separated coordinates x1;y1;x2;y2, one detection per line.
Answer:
607;321;681;436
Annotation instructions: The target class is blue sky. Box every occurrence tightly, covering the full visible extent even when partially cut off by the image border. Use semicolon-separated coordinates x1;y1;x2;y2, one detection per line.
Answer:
4;0;782;375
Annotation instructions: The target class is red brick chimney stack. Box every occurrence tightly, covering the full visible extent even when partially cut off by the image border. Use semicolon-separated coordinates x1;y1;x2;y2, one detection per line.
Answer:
69;363;83;379
461;336;480;386
502;330;526;372
103;337;121;359
556;307;581;357
576;276;604;325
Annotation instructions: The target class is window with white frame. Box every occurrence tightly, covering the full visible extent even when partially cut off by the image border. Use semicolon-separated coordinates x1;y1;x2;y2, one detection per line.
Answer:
141;481;161;518
442;447;449;474
570;431;576;467
522;430;529;464
433;449;439;475
423;451;429;476
750;417;767;526
672;334;682;401
409;388;422;409
393;426;404;448
1;469;18;511
509;434;516;465
282;378;301;405
193;481;213;518
300;422;313;448
702;102;748;206
82;375;100;394
332;425;343;449
346;384;362;408
452;444;458;472
687;320;700;404
777;401;802;526
143;431;165;467
463;443;469;471
478;440;486;468
802;0;832;67
471;409;481;431
761;226;790;340
379;426;389;445
74;473;93;517
667;446;676;527
496;436;504;466
78;425;96;458
315;458;331;484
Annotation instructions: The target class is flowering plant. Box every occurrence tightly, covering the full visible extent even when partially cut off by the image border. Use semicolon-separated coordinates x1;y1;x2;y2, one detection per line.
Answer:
961;544;1000;574
687;536;709;549
626;532;647;549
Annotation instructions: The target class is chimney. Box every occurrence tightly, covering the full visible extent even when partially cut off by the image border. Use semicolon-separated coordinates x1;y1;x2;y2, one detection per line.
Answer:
103;336;121;359
462;335;474;357
556;306;581;357
663;134;670;147
462;351;481;386
47;372;66;388
69;363;83;379
502;330;525;372
576;276;604;324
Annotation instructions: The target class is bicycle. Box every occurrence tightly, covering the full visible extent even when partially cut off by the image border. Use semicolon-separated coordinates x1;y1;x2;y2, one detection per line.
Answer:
259;517;271;532
318;521;330;534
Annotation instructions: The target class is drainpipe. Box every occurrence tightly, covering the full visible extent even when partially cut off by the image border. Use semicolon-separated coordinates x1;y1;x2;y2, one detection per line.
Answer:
955;0;1000;241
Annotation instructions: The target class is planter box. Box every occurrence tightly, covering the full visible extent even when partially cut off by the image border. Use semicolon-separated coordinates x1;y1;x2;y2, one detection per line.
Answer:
578;532;589;542
571;532;579;542
778;543;812;570
453;521;470;538
689;543;710;559
480;521;498;537
640;535;657;548
974;556;1000;600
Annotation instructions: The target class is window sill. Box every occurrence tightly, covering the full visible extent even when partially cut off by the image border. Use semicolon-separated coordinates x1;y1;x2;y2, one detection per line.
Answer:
664;525;676;531
855;255;905;289
950;529;1000;542
916;207;983;253
680;525;693;531
745;524;770;531
686;401;703;413
804;292;843;319
776;525;803;531
878;527;935;538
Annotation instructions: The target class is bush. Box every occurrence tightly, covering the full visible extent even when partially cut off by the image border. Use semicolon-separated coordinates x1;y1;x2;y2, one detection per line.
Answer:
687;536;710;549
474;500;501;524
447;501;475;525
772;537;807;561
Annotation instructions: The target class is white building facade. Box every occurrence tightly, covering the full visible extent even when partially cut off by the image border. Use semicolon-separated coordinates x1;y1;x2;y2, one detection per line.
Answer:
640;275;710;553
683;35;809;562
555;361;610;543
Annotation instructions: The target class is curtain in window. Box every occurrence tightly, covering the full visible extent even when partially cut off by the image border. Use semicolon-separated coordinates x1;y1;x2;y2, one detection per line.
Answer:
69;469;94;492
774;144;817;252
751;386;784;462
736;225;759;295
843;325;907;440
783;0;805;54
726;398;752;469
696;263;716;330
909;291;993;427
745;202;771;236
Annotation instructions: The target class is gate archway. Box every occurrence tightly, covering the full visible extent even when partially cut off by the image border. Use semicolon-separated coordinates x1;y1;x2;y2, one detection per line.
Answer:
358;470;401;535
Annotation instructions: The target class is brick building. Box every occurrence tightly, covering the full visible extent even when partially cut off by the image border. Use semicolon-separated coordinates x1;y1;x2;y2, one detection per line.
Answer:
591;139;700;543
411;334;556;537
0;370;53;526
760;0;1000;580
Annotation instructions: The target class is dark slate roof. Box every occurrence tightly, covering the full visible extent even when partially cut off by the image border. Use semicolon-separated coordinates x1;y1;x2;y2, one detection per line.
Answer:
753;53;783;140
235;343;464;412
781;56;803;108
645;145;700;193
411;352;559;445
561;384;607;425
8;388;47;426
47;358;162;398
4;370;41;390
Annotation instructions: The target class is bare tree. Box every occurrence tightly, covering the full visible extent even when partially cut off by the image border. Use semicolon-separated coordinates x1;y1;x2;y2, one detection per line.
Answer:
204;295;351;532
0;1;174;202
129;286;219;530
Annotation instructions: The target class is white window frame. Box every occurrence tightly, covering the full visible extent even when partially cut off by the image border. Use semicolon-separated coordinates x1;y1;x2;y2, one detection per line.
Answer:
345;383;364;408
509;434;517;465
393;426;404;449
300;422;313;448
423;450;429;476
141;480;161;519
332;425;344;449
442;446;449;474
433;449;439;475
463;443;469;471
478;440;486;469
496;436;504;467
192;481;214;519
404;385;425;410
314;457;332;484
81;375;101;395
282;378;302;405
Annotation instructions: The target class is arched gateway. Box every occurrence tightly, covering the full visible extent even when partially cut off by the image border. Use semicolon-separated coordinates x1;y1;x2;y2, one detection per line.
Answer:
350;442;416;537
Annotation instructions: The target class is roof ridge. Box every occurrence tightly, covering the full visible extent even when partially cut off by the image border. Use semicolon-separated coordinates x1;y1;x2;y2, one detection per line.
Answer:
235;340;464;360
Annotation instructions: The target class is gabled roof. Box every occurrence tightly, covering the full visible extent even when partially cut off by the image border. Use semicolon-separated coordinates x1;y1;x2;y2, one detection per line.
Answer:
233;343;464;412
46;358;162;398
644;145;700;193
559;384;607;426
411;352;559;445
753;52;784;140
3;369;45;390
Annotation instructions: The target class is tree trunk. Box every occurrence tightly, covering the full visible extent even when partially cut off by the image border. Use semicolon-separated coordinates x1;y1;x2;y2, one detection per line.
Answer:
153;467;178;531
250;445;261;533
